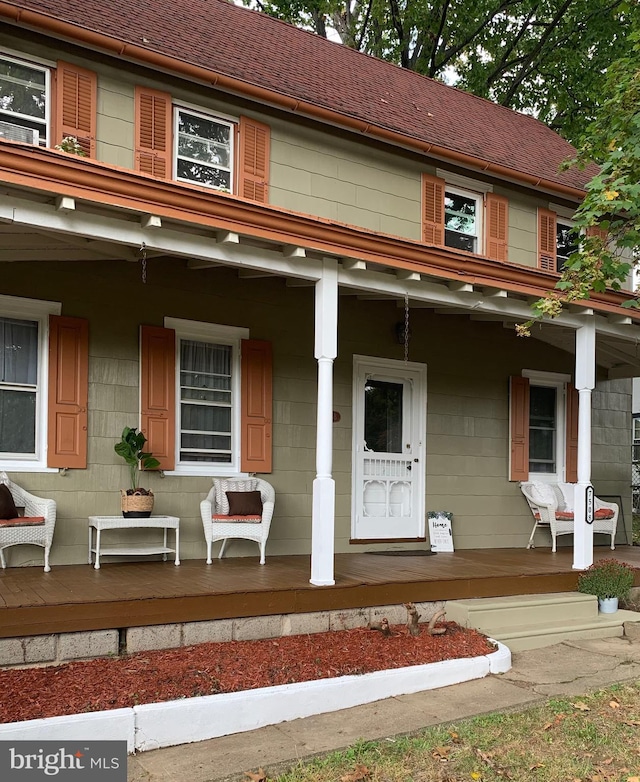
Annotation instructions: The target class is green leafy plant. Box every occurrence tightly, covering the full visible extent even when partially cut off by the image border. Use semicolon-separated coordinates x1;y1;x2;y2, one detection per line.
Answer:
114;427;160;492
577;558;635;600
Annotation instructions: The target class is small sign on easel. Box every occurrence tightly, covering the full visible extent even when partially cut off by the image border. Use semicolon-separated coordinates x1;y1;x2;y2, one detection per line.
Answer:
427;511;454;552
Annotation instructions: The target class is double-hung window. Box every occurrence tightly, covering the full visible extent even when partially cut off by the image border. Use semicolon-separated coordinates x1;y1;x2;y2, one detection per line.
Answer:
422;173;507;261
165;318;248;475
444;186;482;253
510;371;576;483
0;295;60;471
0;52;50;146
174;107;234;192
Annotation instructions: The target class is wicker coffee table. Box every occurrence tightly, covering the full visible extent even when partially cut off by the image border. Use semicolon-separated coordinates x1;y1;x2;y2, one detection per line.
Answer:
88;515;180;569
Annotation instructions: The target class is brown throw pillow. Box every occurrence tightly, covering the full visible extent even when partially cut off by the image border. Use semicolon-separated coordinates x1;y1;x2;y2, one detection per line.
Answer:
0;484;18;520
225;490;263;516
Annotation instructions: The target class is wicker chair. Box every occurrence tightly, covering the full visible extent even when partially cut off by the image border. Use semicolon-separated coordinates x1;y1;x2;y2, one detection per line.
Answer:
200;478;275;565
520;481;618;552
0;472;57;572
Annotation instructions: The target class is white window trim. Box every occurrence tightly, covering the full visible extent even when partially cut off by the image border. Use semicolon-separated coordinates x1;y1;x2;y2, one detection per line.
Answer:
0;294;61;473
523;369;570;483
444;184;483;254
633;417;640;443
0;52;51;147
173;105;235;193
163;317;249;477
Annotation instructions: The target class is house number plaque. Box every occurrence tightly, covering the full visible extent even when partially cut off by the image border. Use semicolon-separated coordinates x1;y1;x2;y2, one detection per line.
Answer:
585;485;594;524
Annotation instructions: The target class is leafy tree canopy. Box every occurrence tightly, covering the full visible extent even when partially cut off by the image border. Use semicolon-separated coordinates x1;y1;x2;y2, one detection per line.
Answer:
518;25;640;335
244;0;634;143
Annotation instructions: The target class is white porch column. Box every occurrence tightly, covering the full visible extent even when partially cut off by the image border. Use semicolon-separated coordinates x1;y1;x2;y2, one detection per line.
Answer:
573;317;596;570
310;258;338;586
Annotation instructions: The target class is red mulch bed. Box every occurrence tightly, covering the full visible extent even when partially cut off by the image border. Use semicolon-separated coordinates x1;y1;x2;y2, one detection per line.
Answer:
0;622;494;724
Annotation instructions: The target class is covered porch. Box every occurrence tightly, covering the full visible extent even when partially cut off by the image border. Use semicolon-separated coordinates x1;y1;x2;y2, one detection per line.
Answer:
3;546;640;640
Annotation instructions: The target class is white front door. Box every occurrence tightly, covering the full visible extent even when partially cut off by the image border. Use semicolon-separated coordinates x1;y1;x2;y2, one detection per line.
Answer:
352;356;426;540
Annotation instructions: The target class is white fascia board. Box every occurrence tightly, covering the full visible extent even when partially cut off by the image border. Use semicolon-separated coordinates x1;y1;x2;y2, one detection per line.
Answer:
1;194;324;282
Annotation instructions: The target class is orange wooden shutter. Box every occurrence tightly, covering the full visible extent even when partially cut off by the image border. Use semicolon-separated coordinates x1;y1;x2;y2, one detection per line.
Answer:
486;193;509;262
238;116;270;203
135;87;172;178
47;315;89;468
241;339;272;473
565;383;579;483
140;326;175;470
509;376;530;481
586;224;608;241
422;174;445;245
55;61;97;157
538;208;557;271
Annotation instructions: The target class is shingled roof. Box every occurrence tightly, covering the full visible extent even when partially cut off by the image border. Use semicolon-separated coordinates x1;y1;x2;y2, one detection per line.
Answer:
1;0;595;193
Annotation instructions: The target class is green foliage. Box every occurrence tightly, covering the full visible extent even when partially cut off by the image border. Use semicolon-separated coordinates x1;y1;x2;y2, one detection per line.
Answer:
518;23;640;335
114;426;160;491
244;0;634;143
576;558;635;600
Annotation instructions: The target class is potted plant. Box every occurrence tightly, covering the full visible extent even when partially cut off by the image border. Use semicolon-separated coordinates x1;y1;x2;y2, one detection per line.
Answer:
577;558;635;613
114;427;160;518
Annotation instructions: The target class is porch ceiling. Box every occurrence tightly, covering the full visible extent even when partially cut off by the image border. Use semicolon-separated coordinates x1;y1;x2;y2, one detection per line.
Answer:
1;187;640;379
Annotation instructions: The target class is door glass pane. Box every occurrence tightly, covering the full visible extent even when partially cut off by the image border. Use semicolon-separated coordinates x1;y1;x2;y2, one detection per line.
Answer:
529;385;556;473
0;388;36;452
364;379;403;453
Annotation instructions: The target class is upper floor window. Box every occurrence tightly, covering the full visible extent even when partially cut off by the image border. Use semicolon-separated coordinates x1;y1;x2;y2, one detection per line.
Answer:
135;87;270;203
634;417;640;444
556;219;578;272
538;207;582;273
174;108;234;192
0;53;49;146
444;187;482;253
422;173;508;262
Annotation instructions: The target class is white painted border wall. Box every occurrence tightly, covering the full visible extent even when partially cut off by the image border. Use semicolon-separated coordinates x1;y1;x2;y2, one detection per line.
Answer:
0;642;510;753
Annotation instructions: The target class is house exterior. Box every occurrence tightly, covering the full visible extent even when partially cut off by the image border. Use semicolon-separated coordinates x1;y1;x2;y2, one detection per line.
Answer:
0;0;636;583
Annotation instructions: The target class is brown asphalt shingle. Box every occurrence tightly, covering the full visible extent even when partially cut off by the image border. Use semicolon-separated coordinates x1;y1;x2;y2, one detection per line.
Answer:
3;0;595;191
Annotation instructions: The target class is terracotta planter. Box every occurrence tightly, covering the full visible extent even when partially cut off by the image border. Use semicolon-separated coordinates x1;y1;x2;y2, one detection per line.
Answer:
121;489;154;518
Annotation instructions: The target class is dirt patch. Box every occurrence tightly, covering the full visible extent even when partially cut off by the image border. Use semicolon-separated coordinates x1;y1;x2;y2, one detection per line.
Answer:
0;622;494;724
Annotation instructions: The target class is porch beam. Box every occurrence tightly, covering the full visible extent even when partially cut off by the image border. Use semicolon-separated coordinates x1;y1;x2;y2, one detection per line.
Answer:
3;195;324;281
573;317;596;571
282;245;306;258
311;257;338;587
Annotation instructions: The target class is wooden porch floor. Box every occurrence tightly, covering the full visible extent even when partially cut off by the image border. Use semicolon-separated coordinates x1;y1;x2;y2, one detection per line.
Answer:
2;546;640;639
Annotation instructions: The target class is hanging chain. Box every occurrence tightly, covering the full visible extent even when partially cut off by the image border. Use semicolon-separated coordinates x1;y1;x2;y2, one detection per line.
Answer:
403;292;410;363
139;242;148;284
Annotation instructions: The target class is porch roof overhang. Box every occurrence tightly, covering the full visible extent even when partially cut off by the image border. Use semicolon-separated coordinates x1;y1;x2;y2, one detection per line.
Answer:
1;144;640;379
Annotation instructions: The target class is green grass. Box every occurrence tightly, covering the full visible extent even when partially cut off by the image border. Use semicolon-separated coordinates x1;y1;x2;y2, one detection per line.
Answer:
268;684;640;782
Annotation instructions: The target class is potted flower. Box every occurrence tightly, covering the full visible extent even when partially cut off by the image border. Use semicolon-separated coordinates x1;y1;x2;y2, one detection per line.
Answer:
577;558;635;613
114;427;160;518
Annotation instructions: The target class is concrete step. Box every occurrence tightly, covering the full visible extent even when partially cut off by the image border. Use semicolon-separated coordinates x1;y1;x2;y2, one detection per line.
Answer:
445;593;640;651
446;591;597;630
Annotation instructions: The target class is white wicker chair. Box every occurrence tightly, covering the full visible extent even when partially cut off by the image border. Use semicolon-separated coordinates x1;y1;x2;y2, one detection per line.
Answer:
200;478;275;565
520;481;618;553
0;472;57;572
